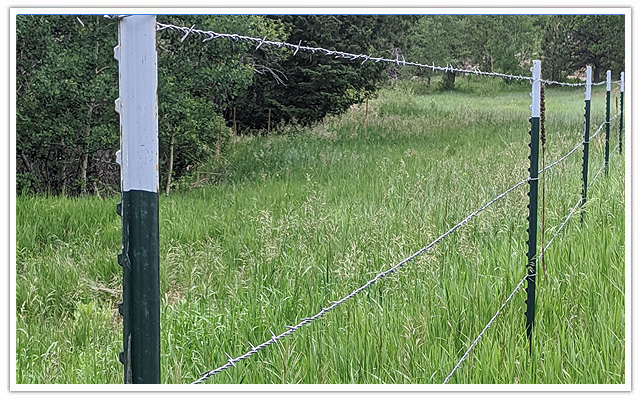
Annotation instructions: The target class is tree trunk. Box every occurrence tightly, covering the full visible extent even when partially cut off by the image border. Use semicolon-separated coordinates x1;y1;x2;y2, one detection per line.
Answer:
165;131;175;196
216;120;222;161
363;98;368;146
267;109;271;135
80;151;89;194
59;138;66;194
20;152;34;175
593;63;601;83
80;106;93;194
443;71;456;90
233;107;237;135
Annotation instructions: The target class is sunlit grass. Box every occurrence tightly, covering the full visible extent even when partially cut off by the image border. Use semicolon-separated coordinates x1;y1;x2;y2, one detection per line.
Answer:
16;78;624;384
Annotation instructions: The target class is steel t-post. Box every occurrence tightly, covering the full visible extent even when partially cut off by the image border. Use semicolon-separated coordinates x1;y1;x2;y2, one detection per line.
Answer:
619;72;624;154
525;60;541;354
581;66;592;222
605;70;611;175
114;15;160;384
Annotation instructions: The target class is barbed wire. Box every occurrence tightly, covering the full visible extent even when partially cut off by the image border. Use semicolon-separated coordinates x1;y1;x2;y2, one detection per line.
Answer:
191;175;531;383
540;140;583;175
588;147;619;191
155;21;609;87
149;18;622;383
192;123;621;383
540;197;583;257
540;146;617;255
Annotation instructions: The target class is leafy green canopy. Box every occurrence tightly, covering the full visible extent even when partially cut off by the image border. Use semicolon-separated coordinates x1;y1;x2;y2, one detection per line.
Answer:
542;15;624;82
17;15;118;194
230;15;417;130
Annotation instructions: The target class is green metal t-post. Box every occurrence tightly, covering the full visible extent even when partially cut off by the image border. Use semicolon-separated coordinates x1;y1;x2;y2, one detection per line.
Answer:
619;72;624;154
114;15;160;384
525;60;541;354
580;66;592;223
605;70;611;175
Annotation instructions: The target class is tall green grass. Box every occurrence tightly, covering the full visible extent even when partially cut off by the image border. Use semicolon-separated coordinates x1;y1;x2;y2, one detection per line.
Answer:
15;79;624;384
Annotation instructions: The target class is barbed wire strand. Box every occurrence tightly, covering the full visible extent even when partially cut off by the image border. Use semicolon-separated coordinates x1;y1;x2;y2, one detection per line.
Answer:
102;16;624;384
550;148;619;248
155;21;610;87
588;147;619;191
150;19;621;383
442;144;620;384
191;175;531;383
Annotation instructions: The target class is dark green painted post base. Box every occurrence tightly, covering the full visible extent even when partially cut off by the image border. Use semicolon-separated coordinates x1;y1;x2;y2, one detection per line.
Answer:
605;91;611;175
525;116;540;353
619;92;624;154
118;190;160;384
581;99;591;223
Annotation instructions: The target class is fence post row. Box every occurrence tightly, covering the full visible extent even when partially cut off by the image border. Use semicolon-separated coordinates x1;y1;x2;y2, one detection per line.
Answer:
605;70;611;175
525;60;541;353
580;66;592;222
619;72;624;154
114;15;161;384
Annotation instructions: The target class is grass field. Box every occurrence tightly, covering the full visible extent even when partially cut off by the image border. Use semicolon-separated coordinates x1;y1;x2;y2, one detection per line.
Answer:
15;77;625;384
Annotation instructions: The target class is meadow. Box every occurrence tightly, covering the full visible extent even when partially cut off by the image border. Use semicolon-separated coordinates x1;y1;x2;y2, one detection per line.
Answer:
15;77;625;384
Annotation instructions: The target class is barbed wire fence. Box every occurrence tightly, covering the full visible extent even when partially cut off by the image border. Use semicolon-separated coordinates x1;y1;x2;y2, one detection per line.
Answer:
159;20;623;385
109;15;625;384
192;112;620;384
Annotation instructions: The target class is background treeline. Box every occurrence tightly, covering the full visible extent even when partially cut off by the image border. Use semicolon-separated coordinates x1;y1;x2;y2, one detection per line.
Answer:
16;14;624;196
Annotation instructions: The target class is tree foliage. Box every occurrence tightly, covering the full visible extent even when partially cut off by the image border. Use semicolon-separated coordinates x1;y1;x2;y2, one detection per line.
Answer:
15;14;625;196
156;15;288;190
542;15;624;82
231;15;418;129
17;15;118;194
406;15;544;89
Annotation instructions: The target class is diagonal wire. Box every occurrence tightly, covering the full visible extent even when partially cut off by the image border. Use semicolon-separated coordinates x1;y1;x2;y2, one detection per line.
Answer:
441;271;532;384
443;196;578;384
589;111;621;142
155;21;608;87
107;15;622;383
151;18;619;383
442;141;620;384
539;140;584;175
191;175;531;383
